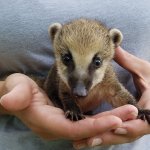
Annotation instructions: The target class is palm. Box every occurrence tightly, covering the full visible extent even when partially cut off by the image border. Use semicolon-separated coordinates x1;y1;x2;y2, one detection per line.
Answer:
2;73;69;139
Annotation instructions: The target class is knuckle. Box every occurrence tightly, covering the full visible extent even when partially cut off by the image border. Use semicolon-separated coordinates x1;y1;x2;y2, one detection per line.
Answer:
107;115;122;127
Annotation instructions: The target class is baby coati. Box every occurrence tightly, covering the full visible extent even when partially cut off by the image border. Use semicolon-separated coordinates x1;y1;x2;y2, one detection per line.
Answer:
44;18;150;122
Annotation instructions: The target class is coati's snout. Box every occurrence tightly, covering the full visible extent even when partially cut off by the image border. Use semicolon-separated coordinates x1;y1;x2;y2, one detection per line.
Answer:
68;71;92;97
72;82;87;97
69;78;88;97
59;52;93;97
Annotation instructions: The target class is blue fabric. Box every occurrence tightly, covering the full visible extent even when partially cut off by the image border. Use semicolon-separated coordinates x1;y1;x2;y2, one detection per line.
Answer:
0;0;150;149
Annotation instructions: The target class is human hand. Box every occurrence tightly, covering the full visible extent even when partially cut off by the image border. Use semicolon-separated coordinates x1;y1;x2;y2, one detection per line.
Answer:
73;47;150;149
0;73;123;140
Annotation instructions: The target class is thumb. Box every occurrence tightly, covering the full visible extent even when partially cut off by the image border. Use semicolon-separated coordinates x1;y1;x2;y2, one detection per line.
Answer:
0;82;32;112
114;47;146;75
114;47;150;93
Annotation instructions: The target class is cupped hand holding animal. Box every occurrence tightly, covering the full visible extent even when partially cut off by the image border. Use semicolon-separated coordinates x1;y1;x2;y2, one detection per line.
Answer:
0;46;148;147
0;73;127;141
73;46;150;149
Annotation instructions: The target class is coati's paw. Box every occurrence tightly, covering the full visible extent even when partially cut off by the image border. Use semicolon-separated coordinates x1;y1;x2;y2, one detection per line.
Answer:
138;109;150;124
65;110;85;121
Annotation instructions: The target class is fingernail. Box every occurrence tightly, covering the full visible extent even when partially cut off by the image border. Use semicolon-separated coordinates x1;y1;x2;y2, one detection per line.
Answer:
73;143;86;150
130;111;138;118
91;138;102;147
114;128;127;134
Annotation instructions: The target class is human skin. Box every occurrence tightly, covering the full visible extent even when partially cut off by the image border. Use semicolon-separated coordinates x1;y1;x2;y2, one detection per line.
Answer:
73;47;150;149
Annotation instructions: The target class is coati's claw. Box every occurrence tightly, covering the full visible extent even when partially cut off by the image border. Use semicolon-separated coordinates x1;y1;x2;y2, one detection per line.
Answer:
65;110;85;121
138;109;150;124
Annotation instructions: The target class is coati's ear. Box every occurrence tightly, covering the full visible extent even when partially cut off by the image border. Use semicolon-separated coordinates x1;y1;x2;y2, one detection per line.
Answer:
109;28;123;47
48;23;62;42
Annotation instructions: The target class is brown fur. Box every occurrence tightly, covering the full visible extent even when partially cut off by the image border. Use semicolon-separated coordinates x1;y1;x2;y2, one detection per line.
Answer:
44;18;150;122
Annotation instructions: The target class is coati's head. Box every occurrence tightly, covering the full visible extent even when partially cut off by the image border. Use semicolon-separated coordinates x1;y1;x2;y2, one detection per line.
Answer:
49;19;123;97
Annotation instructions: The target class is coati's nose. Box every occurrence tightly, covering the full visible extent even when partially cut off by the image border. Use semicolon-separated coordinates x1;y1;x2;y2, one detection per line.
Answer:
73;82;87;97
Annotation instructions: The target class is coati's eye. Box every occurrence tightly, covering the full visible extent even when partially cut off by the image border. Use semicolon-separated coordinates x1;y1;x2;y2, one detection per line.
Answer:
92;56;102;68
61;53;72;66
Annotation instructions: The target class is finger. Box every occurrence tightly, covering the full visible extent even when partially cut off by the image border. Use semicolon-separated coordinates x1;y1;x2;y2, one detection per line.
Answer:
114;47;150;75
114;119;150;136
92;105;138;121
68;115;122;140
73;132;136;149
73;106;139;149
0;83;32;112
73;119;150;149
21;105;122;140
